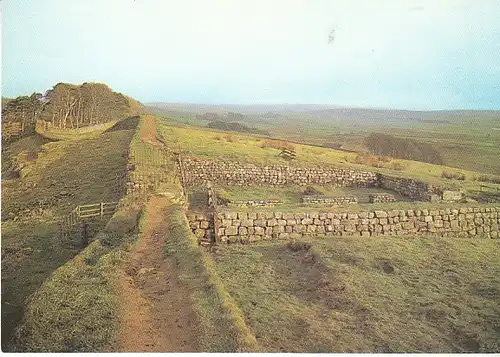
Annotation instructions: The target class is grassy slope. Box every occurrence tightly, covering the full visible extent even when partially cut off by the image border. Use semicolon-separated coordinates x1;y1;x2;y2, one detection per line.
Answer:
2;130;132;220
16;198;144;352
158;120;500;194
1;120;136;350
211;237;500;352
163;202;261;352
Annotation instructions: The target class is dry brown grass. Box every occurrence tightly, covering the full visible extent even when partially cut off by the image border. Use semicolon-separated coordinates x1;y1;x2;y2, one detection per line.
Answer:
259;139;295;151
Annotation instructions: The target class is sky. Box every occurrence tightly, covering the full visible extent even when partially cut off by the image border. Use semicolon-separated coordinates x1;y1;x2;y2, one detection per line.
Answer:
2;0;500;110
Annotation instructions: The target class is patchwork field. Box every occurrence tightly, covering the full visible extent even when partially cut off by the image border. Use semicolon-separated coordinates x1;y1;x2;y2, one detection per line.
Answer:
210;237;500;352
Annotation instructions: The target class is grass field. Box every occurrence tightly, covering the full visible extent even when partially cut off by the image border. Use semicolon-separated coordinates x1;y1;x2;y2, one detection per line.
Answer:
211;237;500;352
158;120;500;196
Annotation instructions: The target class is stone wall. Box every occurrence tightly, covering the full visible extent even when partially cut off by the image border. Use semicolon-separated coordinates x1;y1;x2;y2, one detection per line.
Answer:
180;157;465;203
302;196;358;205
214;206;499;243
187;212;213;244
180;157;378;187
227;199;282;207
369;194;396;203
377;175;441;201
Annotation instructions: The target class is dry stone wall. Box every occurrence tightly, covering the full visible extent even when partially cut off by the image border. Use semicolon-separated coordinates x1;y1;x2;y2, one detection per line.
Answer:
180;157;464;203
369;194;396;203
377;175;441;201
213;206;499;243
187;213;213;244
180;157;378;187
302;196;358;205
227;199;282;207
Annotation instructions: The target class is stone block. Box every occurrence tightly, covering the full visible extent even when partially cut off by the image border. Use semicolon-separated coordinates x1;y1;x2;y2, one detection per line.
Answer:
237;212;248;219
225;212;238;219
241;219;254;227
302;218;313;225
254;227;265;235
307;225;317;233
239;226;248;235
294;224;306;233
375;211;388;218
254;219;266;226
272;225;285;234
200;221;209;229
194;229;206;238
225;226;238;236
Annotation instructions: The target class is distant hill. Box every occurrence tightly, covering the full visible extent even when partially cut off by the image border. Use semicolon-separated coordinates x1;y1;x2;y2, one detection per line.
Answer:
364;133;444;165
207;120;270;136
144;102;500;126
2;82;141;142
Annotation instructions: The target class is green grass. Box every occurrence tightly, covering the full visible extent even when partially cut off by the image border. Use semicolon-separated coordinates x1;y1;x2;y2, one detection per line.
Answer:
15;197;144;352
211;237;500;352
1;220;79;350
162;200;261;352
1;117;139;350
2;128;134;220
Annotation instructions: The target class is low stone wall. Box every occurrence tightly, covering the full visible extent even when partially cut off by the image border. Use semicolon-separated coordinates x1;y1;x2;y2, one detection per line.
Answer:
186;213;213;244
227;200;282;207
180;157;467;203
302;196;358;205
369;194;396;203
180;157;378;187
378;175;441;201
215;206;499;243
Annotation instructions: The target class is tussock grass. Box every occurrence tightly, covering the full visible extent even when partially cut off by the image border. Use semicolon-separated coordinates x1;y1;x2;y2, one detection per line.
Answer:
163;202;261;352
211;237;500;352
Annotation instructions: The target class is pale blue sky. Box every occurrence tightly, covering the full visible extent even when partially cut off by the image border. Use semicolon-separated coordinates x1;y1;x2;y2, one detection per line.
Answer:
2;0;500;109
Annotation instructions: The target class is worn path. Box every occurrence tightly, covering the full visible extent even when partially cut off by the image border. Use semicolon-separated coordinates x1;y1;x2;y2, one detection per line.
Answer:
116;196;199;352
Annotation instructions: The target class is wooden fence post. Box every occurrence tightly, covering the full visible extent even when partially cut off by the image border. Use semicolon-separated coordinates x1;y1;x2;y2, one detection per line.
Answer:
100;202;104;217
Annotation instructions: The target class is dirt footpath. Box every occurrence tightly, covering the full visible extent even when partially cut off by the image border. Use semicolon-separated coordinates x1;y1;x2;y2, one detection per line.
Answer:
116;196;199;352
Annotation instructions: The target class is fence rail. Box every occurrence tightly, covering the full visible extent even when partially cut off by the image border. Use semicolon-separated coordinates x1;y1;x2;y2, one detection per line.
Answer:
60;201;119;238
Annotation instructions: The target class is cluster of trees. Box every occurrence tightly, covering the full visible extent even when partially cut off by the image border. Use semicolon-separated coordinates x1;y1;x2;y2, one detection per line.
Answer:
40;82;140;129
207;120;269;136
1;83;141;140
364;133;444;165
